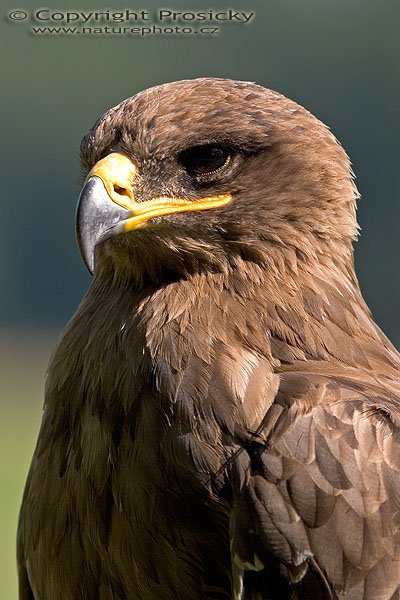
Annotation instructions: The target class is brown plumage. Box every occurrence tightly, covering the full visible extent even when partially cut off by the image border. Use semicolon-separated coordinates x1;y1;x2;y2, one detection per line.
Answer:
18;78;400;600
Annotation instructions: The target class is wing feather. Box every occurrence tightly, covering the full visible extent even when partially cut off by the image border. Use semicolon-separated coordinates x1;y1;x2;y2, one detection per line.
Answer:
229;371;400;599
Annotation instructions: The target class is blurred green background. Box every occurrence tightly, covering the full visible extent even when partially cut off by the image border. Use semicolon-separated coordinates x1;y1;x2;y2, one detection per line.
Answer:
1;0;399;597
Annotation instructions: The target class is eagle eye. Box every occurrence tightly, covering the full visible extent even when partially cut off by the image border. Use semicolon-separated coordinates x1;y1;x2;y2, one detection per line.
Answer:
180;145;231;180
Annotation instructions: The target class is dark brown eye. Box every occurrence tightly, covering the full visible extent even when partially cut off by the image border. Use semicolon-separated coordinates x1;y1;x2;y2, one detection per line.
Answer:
180;145;231;179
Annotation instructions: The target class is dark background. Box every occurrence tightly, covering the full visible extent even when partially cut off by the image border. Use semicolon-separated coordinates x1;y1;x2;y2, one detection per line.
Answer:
1;0;399;596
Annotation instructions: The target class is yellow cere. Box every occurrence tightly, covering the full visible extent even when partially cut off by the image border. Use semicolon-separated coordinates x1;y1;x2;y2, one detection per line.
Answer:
87;152;137;209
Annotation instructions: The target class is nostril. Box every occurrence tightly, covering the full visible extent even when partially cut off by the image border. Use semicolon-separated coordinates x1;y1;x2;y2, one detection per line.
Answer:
113;184;130;197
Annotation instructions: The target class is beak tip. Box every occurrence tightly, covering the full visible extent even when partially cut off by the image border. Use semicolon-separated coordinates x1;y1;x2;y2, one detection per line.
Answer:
81;249;95;275
76;177;129;275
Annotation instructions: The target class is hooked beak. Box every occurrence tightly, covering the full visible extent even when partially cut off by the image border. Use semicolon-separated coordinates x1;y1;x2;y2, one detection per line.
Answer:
76;152;232;274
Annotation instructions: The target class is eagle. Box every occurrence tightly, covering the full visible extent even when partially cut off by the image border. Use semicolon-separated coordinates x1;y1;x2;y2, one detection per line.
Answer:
18;78;400;600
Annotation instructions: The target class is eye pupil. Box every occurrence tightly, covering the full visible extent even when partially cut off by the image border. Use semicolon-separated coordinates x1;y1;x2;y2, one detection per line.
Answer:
180;145;230;178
